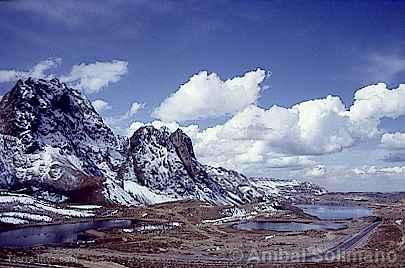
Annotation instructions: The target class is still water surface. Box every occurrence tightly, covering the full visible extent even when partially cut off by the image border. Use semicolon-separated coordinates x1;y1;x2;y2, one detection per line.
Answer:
0;219;132;248
297;204;373;220
234;221;347;232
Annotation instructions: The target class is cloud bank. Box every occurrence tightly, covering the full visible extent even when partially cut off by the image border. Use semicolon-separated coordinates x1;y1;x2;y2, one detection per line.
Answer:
132;82;405;176
353;165;405;176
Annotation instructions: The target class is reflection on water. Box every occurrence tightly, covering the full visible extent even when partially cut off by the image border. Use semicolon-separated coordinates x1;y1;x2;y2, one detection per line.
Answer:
0;219;132;248
234;221;347;232
297;204;373;220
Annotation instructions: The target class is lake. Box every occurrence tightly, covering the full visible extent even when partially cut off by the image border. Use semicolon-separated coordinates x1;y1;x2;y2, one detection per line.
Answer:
297;204;373;220
0;219;132;248
234;221;347;232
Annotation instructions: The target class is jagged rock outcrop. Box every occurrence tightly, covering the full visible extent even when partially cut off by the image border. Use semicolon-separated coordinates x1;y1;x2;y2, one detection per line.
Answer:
170;129;197;177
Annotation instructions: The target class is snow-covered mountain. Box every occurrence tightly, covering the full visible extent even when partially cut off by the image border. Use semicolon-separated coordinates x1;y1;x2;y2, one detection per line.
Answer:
0;78;325;207
0;78;130;204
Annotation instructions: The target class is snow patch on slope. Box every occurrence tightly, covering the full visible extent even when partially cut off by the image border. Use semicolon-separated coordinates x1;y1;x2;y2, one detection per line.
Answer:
0;192;95;225
123;180;178;205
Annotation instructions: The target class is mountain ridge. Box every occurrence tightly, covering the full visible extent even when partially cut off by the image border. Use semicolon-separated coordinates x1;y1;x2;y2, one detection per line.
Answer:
0;78;326;207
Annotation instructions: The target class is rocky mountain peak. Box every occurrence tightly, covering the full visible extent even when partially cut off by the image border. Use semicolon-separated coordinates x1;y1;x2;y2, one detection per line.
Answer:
0;77;116;154
0;78;126;203
129;125;172;149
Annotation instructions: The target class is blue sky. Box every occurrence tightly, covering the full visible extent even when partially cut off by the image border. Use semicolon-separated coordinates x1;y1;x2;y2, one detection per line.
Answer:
1;0;405;191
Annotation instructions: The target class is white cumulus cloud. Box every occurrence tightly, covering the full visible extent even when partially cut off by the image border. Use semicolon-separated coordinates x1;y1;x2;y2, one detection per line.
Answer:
350;83;405;121
0;59;128;94
153;68;267;121
189;95;356;172
348;83;405;137
0;58;61;82
60;60;128;94
381;132;405;150
91;99;112;113
128;102;145;117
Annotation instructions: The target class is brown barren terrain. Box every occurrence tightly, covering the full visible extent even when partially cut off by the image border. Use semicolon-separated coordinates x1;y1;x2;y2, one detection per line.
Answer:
0;193;404;268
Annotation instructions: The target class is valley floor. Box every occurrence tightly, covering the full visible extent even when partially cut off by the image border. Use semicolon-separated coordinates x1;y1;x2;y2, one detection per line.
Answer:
1;193;405;268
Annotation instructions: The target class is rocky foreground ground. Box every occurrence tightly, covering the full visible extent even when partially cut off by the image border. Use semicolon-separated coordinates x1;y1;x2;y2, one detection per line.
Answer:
0;192;404;268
